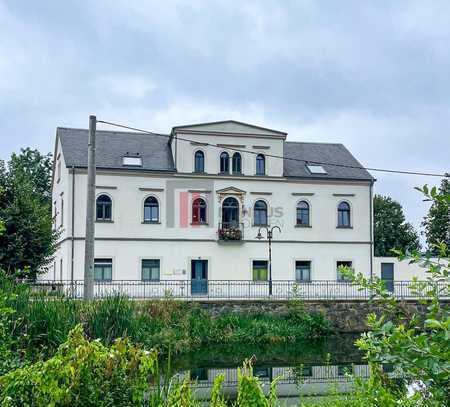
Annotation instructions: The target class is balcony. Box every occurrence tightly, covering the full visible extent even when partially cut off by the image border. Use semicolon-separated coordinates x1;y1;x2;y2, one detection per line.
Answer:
218;222;244;243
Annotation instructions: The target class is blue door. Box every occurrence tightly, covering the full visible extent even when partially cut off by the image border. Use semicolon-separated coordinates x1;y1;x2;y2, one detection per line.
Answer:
191;260;208;295
381;263;394;292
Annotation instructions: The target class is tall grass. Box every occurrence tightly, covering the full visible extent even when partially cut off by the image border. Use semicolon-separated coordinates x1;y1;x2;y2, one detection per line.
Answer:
1;276;330;361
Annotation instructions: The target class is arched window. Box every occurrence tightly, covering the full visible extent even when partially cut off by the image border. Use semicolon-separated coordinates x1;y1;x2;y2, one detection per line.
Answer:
254;200;268;226
337;201;351;227
192;198;207;224
232;152;242;174
96;195;112;221
144;196;159;223
296;201;310;226
194;150;204;173
221;197;239;227
256;154;265;175
220;152;229;174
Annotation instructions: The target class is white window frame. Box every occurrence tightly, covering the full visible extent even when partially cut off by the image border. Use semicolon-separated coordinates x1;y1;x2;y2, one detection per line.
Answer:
293;258;313;282
94;257;114;281
140;257;162;281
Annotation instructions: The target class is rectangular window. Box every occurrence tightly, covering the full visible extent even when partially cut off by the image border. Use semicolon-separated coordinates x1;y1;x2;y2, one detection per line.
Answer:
190;367;208;381
57;160;61;182
59;258;63;281
144;205;159;222
94;259;112;281
122;156;142;166
382;363;394;374
306;164;327;174
337;261;352;282
253;367;271;379
295;261;311;282
60;198;64;227
338;211;350;227
141;259;160;281
53;201;57;229
299;366;313;377
252;260;268;281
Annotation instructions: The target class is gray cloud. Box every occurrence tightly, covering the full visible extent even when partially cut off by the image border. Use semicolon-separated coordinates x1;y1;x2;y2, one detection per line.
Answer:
1;0;449;237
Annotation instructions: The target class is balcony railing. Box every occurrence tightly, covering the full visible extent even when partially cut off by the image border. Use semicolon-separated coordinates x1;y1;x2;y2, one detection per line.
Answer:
23;280;450;300
218;222;244;241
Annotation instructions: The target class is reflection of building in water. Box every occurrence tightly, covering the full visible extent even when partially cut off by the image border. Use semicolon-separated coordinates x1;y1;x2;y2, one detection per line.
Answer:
176;363;386;401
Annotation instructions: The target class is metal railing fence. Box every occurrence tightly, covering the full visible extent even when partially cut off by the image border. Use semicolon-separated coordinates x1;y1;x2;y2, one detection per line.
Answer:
24;279;449;300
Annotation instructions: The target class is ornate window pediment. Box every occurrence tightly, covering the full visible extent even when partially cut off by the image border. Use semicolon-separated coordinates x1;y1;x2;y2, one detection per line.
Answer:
216;186;246;205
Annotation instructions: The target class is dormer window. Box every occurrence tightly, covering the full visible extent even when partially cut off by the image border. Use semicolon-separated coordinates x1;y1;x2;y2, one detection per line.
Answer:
306;164;327;174
122;156;142;166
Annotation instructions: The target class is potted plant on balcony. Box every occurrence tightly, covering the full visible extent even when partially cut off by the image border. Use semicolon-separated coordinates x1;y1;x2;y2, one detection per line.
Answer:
219;226;242;240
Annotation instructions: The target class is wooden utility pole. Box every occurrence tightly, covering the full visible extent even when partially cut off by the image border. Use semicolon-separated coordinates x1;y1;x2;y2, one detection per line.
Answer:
83;115;96;300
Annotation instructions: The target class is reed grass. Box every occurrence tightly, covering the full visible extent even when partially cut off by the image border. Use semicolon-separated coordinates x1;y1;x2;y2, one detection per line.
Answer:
1;276;330;360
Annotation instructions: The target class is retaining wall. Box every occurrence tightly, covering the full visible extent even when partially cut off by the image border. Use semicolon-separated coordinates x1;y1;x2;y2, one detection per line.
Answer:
195;300;450;333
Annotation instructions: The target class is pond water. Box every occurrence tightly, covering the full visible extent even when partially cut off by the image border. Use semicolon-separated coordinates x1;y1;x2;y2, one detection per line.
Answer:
165;334;389;404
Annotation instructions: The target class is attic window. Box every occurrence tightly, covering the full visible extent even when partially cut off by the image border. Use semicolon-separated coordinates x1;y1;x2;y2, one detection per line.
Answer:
123;156;142;166
306;164;327;174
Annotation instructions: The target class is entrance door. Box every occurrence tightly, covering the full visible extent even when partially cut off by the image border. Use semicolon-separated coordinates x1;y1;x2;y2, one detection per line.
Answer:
191;260;208;295
381;263;394;292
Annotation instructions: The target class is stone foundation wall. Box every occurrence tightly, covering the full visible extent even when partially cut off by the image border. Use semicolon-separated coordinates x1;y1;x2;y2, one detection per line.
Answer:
195;300;449;333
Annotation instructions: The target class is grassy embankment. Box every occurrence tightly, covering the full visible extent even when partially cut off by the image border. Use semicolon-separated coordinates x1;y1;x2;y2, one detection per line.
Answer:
2;276;330;361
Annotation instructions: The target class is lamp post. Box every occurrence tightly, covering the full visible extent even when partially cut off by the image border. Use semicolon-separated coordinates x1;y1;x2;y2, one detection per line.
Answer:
256;225;281;296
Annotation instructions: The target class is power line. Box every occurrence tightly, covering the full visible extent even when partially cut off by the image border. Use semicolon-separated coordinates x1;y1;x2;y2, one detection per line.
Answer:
96;119;449;178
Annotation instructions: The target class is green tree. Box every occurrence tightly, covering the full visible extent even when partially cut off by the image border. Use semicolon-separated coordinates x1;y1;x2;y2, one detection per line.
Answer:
0;148;57;278
341;185;450;405
422;175;450;253
373;194;420;257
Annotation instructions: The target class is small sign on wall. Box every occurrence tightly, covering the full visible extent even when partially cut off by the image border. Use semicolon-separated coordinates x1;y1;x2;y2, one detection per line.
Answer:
173;269;186;276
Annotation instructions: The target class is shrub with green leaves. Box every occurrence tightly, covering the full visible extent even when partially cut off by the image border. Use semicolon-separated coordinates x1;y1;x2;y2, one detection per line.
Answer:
235;360;280;407
0;291;22;376
338;184;450;405
0;324;158;407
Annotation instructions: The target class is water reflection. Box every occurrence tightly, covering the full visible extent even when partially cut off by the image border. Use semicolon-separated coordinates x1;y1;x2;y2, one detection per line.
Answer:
166;335;396;403
175;363;396;403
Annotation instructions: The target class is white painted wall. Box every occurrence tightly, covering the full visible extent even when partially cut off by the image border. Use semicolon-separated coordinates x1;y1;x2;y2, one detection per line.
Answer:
69;173;371;242
60;239;371;281
174;132;285;177
373;257;431;280
43;167;373;282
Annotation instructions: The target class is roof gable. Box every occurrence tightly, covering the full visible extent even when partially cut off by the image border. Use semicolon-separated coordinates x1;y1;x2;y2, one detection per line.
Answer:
172;120;287;138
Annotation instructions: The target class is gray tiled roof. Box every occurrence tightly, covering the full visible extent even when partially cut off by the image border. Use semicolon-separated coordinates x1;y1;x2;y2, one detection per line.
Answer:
58;128;175;172
283;141;373;180
58;127;373;181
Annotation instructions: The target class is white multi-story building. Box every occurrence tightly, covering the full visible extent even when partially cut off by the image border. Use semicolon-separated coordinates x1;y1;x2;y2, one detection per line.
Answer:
47;120;379;295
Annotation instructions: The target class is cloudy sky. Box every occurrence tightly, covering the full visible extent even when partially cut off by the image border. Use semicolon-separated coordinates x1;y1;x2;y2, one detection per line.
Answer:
1;0;449;239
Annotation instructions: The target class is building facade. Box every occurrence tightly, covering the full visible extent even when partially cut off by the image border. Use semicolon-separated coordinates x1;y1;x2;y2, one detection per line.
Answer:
45;120;379;292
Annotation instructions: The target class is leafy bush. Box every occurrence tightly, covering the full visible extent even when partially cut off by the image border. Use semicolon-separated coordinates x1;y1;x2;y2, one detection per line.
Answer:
235;360;279;407
338;185;450;406
0;290;22;375
0;324;157;407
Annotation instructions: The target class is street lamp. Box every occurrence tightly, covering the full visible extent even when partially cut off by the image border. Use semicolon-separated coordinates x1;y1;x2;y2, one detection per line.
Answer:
255;225;281;296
